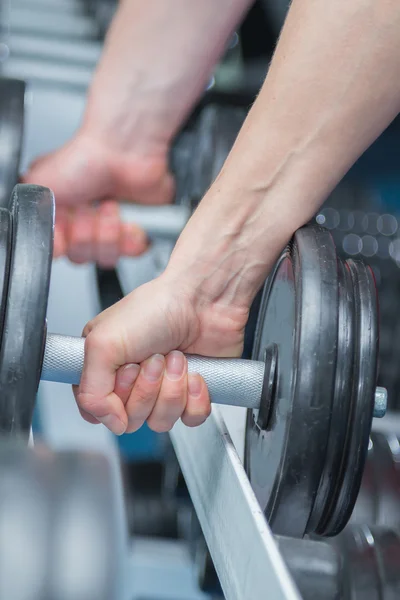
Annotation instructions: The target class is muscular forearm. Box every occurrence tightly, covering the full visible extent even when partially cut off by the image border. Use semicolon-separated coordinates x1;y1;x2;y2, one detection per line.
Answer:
82;0;254;155
167;0;400;309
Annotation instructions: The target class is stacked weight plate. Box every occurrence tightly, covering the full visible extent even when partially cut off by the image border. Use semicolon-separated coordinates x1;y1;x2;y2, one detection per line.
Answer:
316;183;400;410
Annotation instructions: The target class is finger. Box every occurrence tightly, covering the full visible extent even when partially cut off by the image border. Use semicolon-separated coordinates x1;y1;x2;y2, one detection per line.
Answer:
133;171;176;206
95;201;121;268
54;207;68;258
66;206;96;264
114;363;140;405
120;222;148;257
76;331;128;435
54;226;67;258
146;351;188;433
125;354;165;433
79;408;101;425
181;373;211;427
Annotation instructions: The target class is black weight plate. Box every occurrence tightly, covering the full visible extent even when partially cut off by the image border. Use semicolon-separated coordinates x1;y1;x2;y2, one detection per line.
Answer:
0;209;12;344
307;257;355;534
244;225;339;537
0;185;54;437
321;260;378;535
0;78;25;209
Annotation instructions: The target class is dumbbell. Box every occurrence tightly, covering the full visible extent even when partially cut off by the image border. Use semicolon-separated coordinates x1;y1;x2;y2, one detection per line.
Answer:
0;183;386;542
0;441;124;600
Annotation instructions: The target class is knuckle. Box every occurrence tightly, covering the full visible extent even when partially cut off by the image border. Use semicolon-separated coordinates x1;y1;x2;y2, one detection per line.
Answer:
147;418;174;433
131;382;157;407
76;391;100;417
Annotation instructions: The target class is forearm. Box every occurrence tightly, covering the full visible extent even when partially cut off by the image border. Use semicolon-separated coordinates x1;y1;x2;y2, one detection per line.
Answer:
82;0;253;155
167;0;400;308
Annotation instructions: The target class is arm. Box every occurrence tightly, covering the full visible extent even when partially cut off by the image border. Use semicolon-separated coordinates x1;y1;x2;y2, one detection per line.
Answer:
24;0;254;264
78;0;400;435
83;0;255;157
168;0;400;308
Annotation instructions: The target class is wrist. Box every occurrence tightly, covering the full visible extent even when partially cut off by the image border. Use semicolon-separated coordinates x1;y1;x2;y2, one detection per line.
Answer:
164;185;295;311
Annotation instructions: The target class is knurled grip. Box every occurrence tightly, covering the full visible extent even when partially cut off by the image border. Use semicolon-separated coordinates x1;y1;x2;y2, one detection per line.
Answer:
42;333;265;410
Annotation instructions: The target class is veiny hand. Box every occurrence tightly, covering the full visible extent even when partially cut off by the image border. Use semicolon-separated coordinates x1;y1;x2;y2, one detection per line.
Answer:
75;273;248;434
22;132;175;267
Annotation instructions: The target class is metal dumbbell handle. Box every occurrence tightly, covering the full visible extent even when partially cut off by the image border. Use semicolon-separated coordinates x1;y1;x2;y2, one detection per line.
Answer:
42;334;388;417
120;204;191;241
42;334;265;410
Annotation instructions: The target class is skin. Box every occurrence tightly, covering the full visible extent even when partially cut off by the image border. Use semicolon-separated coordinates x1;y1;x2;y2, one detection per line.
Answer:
26;0;400;435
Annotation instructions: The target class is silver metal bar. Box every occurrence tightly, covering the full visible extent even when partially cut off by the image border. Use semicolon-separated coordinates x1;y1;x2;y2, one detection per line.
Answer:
8;33;101;66
2;56;92;90
120;204;190;241
42;333;265;409
170;409;301;600
9;7;98;39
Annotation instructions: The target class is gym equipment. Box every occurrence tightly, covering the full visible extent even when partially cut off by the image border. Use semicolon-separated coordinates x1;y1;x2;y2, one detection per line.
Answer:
315;186;400;411
1;55;94;90
8;6;99;40
329;524;400;599
191;513;400;600
84;0;116;38
351;430;400;527
6;33;102;67
191;520;343;600
0;441;124;600
244;225;382;537
0;185;386;542
0;77;24;208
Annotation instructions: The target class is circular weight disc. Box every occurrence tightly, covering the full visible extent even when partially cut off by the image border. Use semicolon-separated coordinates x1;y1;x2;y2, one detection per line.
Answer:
244;225;339;537
0;185;54;437
0;78;25;209
307;257;355;533
321;260;378;535
0;209;12;342
0;443;124;600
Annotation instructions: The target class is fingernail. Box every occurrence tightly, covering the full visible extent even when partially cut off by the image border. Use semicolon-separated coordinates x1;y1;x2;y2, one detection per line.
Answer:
98;414;126;436
119;363;140;388
143;354;164;382
166;351;185;380
188;373;202;397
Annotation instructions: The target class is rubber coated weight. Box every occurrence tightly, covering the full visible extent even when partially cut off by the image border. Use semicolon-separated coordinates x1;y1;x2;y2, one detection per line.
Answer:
244;226;379;537
244;227;340;537
0;442;123;600
0;185;53;437
0;78;25;208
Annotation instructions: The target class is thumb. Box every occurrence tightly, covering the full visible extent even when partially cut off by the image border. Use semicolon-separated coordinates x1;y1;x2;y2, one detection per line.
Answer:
22;137;114;206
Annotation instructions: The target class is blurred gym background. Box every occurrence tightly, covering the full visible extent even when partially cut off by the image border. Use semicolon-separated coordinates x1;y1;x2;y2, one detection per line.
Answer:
2;1;400;598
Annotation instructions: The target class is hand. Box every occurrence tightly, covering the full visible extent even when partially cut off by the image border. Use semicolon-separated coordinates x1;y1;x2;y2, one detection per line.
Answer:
75;273;248;434
22;132;175;266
